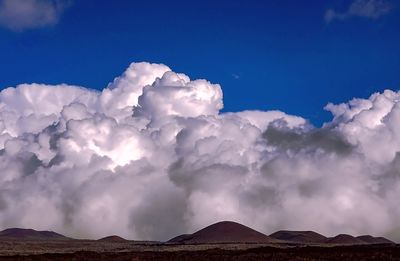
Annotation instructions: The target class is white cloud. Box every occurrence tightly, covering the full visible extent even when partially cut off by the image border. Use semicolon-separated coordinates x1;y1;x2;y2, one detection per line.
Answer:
232;73;240;80
0;62;400;242
0;0;70;31
325;0;392;23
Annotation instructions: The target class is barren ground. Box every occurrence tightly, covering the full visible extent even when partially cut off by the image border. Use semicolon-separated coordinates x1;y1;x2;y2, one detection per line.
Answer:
0;240;399;261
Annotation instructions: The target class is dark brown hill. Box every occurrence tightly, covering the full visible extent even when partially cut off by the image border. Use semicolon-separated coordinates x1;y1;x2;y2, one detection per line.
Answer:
357;235;394;244
98;235;127;242
0;228;67;240
168;234;191;243
167;221;278;244
325;234;365;244
269;230;327;243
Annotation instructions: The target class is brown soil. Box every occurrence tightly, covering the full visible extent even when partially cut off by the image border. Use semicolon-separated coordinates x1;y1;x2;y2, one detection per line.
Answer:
1;244;400;261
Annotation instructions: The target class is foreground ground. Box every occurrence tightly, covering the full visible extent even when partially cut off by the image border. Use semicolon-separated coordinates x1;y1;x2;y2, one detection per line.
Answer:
0;240;399;261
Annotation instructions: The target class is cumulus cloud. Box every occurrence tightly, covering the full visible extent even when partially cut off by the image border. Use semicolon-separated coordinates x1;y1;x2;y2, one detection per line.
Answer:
0;62;400;242
325;0;392;23
0;0;70;31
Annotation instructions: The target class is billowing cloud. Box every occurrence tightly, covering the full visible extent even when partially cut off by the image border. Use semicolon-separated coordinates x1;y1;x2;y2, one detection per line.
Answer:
0;0;70;31
0;62;400;242
325;0;392;23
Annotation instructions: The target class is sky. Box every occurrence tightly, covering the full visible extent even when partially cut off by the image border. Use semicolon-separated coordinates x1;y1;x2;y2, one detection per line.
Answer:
1;0;400;243
0;0;399;126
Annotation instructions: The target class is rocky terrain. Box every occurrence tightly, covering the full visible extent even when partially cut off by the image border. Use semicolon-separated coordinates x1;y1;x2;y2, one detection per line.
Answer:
0;221;398;260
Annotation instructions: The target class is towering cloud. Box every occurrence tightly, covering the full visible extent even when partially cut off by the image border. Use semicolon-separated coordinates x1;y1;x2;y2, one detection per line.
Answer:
0;62;399;241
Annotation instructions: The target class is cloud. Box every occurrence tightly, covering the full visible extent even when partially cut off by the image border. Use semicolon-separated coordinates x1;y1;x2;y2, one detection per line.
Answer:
232;73;240;80
0;0;70;31
325;0;392;23
0;62;400;242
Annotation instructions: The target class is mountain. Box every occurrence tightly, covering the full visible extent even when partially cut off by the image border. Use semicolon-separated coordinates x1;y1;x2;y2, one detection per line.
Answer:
0;228;67;240
168;234;192;243
167;221;278;244
98;235;127;242
357;235;394;244
269;230;327;243
325;234;365;244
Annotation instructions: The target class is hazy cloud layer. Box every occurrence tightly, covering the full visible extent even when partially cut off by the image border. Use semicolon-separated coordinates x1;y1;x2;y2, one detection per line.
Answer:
0;62;400;242
0;0;70;31
325;0;392;23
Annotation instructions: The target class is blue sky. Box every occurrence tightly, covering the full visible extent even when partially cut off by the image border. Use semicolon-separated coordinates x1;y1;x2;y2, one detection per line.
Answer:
0;0;399;126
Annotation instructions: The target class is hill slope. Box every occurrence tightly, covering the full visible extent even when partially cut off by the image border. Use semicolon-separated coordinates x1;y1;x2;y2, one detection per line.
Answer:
98;235;127;242
357;235;394;244
325;234;365;245
168;221;278;244
0;228;67;240
269;230;327;243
